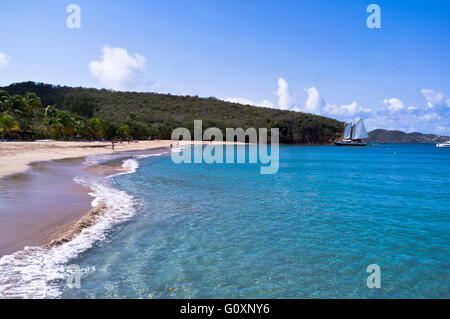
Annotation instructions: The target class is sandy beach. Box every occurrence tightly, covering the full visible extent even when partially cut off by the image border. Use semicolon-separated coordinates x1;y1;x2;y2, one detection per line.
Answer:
0;140;242;178
0;140;180;179
0;140;180;257
0;140;240;257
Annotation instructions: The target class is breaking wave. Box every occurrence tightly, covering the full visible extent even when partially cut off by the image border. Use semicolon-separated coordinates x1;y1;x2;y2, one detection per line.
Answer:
0;159;143;298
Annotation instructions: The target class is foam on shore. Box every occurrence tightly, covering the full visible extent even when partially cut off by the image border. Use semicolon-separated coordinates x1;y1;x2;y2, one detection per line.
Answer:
0;157;145;298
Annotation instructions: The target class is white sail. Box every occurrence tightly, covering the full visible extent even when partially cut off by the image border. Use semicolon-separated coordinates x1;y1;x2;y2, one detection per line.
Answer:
351;118;368;139
343;123;352;139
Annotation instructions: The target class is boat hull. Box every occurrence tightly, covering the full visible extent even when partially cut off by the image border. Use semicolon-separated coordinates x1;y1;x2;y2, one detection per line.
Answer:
334;141;367;147
436;143;450;148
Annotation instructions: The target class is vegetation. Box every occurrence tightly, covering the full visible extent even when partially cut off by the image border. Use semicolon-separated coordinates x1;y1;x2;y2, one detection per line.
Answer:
0;114;21;141
368;129;449;143
0;81;344;143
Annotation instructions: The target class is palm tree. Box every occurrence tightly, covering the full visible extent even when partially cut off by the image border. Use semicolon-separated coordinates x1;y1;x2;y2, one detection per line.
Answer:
23;92;42;116
0;90;11;114
44;106;78;139
0;114;21;141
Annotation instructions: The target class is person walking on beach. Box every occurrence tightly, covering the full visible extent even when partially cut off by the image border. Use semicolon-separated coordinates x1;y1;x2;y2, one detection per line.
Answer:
111;140;115;150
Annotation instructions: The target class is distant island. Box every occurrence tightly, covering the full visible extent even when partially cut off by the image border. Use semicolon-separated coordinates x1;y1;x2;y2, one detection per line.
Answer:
368;129;449;144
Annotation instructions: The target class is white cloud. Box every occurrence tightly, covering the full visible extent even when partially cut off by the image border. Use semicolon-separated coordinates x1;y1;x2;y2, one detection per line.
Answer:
276;77;295;110
223;77;293;110
223;97;275;108
259;99;276;108
323;101;371;118
420;89;446;109
303;87;324;114
340;101;358;115
383;98;404;112
0;52;10;68
89;46;146;90
223;97;254;105
419;112;441;121
222;82;448;135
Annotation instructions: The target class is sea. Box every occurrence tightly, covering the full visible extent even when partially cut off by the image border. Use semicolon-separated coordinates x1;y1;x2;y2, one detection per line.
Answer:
0;144;449;298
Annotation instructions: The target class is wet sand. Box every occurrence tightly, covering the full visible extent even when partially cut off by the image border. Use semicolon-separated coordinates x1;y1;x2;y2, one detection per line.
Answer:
0;140;179;179
0;140;241;258
0;157;94;257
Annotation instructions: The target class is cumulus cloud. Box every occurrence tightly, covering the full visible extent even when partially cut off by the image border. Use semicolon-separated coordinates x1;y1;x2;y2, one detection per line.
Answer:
223;77;293;110
323;101;371;119
420;89;446;108
364;90;450;134
303;87;324;114
300;88;448;134
383;98;404;112
89;46;146;90
223;97;275;108
0;52;10;68
276;78;296;110
419;112;441;121
222;81;448;134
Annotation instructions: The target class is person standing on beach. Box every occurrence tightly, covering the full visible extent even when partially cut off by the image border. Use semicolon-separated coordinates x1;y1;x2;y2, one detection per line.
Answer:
111;140;115;150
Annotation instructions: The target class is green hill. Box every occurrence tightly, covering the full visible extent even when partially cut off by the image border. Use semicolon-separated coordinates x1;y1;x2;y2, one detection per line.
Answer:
368;129;449;143
1;81;343;143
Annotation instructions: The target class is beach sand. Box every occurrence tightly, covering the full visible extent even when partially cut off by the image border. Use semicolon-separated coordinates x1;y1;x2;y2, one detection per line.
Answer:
0;140;180;257
0;140;240;257
0;157;95;256
0;140;179;179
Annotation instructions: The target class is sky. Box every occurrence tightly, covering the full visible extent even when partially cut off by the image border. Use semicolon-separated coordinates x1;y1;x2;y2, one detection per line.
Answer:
0;0;449;134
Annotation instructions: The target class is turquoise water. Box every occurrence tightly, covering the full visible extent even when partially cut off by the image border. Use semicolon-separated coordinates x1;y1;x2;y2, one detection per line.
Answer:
62;144;449;298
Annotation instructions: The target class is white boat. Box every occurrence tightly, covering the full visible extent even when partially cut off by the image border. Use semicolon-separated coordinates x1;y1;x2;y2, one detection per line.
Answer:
334;118;368;146
436;141;450;148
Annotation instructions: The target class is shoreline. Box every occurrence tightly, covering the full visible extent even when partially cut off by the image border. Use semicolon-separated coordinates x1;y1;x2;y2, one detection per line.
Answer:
0;140;244;179
0;142;174;258
0;140;179;179
0;139;242;298
0;144;175;298
0;140;240;258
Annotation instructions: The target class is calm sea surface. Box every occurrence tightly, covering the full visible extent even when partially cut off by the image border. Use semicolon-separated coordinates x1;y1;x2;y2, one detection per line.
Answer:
61;144;450;298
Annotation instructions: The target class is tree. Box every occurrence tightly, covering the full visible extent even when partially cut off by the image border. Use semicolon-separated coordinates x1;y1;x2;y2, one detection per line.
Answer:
63;93;96;118
24;92;42;114
0;114;21;141
0;90;10;113
89;118;107;139
117;124;130;139
44;105;77;139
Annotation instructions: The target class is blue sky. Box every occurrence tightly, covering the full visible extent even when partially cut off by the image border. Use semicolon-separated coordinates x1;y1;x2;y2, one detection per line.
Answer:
0;0;449;134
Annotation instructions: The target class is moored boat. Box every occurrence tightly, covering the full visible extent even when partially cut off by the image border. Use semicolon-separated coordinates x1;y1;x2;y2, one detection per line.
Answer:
436;141;450;148
334;118;368;147
334;140;367;147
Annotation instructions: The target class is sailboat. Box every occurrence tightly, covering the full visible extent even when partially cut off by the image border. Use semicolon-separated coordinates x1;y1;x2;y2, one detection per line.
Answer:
334;118;368;146
436;124;450;148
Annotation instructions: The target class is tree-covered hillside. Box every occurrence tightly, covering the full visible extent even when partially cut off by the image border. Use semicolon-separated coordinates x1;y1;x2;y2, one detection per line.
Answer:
1;81;344;143
368;129;449;143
